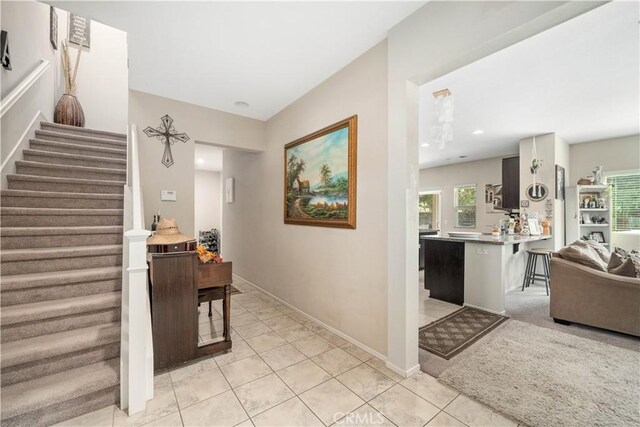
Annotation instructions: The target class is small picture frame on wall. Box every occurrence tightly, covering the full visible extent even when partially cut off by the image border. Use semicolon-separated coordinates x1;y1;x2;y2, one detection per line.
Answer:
68;13;91;49
555;164;565;201
50;6;58;50
225;178;234;203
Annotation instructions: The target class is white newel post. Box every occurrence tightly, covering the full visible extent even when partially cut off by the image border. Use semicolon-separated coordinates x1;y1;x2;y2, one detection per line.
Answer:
122;229;152;414
121;123;153;415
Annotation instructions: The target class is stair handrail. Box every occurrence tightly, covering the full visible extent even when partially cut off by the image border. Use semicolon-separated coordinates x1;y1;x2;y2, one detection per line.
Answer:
121;123;153;415
0;59;51;118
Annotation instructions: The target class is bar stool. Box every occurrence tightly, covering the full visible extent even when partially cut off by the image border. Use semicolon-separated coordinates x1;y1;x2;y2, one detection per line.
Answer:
522;248;553;295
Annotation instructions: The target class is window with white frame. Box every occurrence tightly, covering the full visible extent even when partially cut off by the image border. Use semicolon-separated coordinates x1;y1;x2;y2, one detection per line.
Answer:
607;173;640;232
454;185;476;228
419;192;440;229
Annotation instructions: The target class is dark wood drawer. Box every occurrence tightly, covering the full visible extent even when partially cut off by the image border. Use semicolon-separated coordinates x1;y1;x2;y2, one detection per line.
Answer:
196;261;232;289
148;240;197;254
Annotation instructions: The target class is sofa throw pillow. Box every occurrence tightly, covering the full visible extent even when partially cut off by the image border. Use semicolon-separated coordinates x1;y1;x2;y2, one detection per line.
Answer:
607;252;624;270
631;253;640;278
584;240;611;263
608;257;637;278
612;247;640;278
558;240;608;272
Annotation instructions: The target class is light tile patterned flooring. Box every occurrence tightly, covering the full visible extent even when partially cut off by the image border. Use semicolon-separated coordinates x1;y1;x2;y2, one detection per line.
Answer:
57;277;519;427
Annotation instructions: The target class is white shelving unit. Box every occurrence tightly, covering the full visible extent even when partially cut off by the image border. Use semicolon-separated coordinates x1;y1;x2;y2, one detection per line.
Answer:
577;185;612;246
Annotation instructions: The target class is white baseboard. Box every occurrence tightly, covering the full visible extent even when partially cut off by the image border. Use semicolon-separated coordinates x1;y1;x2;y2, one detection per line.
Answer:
463;302;506;316
1;110;45;172
232;273;387;362
385;361;420;378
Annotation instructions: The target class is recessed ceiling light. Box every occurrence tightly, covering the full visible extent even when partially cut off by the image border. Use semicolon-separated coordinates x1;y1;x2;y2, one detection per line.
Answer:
472;129;484;135
197;158;204;164
234;101;249;108
421;143;430;147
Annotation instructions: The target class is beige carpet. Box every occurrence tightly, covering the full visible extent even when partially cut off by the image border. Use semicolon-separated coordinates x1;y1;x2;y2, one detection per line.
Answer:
439;320;640;427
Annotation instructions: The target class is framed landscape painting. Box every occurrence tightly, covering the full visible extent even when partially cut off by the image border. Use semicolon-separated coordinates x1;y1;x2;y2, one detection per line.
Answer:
284;115;357;228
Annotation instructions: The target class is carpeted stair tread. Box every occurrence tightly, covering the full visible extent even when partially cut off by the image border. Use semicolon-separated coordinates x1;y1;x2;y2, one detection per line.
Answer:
40;121;126;140
1;207;123;217
1;292;121;326
1;266;122;291
6;174;125;188
1;323;121;368
1;244;123;262
35;129;127;148
22;149;126;169
0;189;124;201
0;358;119;420
1;225;123;237
30;139;126;159
15;160;126;179
30;138;126;155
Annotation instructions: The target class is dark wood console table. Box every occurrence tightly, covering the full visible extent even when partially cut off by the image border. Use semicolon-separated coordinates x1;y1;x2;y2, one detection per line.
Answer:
148;252;232;371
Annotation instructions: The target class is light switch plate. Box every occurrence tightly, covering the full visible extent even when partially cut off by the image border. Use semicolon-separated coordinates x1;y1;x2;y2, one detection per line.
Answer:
161;190;176;201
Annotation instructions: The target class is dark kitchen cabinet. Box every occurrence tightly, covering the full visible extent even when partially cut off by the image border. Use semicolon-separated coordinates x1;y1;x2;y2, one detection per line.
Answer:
502;156;520;210
424;239;464;305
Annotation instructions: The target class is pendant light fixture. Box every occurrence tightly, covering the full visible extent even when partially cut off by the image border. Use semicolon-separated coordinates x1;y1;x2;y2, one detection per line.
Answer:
430;88;454;149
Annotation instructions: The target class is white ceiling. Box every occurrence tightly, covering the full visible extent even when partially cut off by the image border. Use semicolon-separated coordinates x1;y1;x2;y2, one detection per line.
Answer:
195;143;224;172
419;1;640;169
47;1;425;121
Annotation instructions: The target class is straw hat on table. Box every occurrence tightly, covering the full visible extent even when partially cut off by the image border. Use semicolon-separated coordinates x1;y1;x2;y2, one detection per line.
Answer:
147;217;194;245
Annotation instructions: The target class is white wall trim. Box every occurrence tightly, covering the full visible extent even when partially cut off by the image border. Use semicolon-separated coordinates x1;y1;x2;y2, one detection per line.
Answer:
385;362;420;378
1;110;46;172
232;273;387;362
0;59;50;118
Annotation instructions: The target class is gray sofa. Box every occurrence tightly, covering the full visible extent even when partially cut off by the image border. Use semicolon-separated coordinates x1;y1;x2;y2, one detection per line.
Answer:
550;256;640;337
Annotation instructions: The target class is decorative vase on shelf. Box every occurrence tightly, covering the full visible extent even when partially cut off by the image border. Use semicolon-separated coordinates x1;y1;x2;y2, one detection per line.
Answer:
593;166;604;185
54;93;85;128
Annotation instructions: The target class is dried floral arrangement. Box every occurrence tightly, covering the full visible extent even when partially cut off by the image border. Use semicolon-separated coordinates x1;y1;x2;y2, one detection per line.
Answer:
61;40;82;96
197;245;223;264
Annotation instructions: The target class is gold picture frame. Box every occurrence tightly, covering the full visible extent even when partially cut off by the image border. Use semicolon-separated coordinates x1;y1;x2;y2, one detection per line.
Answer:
284;115;357;229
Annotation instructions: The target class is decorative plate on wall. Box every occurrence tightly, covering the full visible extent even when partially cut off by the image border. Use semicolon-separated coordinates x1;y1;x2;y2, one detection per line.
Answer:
526;183;549;201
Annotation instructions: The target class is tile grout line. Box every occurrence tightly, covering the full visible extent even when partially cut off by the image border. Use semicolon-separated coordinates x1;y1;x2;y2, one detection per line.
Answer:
210;352;253;426
169;375;187;427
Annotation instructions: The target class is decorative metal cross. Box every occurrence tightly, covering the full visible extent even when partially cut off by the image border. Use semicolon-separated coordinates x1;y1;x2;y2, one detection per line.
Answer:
143;115;190;168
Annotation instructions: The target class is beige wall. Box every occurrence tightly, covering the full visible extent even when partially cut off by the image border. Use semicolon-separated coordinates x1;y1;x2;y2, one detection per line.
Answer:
130;90;264;236
194;170;222;234
223;41;389;355
419;156;516;236
570;135;640;182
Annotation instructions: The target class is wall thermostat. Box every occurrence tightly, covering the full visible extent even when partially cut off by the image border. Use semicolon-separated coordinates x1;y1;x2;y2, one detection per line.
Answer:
161;190;177;201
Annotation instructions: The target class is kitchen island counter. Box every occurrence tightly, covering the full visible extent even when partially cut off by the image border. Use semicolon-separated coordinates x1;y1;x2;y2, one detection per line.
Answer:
423;234;553;313
420;234;551;245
